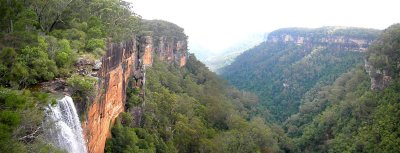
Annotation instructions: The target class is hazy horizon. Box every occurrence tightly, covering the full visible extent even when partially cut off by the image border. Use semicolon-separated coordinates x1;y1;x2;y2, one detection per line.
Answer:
130;0;400;55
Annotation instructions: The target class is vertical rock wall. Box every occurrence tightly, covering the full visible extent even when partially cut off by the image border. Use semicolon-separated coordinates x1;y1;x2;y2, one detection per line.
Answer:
82;38;138;153
82;35;187;153
154;36;188;67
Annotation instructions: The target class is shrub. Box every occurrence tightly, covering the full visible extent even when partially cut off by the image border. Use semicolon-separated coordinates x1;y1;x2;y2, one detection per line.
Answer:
66;75;97;97
86;38;105;51
55;39;76;69
67;75;97;117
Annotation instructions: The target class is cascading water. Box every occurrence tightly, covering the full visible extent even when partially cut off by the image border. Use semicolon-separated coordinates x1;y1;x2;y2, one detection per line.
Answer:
45;96;87;153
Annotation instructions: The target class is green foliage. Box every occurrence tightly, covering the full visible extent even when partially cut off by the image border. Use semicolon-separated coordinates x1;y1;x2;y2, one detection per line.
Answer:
107;55;291;152
51;28;87;52
0;38;59;88
19;44;58;84
282;24;400;152
55;39;76;68
4;0;400;152
221;39;368;122
288;71;400;153
354;82;400;152
367;24;400;76
0;0;143;87
13;8;37;32
0;0;24;33
0;1;153;151
105;118;171;153
143;20;187;40
86;38;105;51
125;84;142;110
87;17;105;39
220;25;400;153
0;88;62;153
66;75;97;97
66;74;97;117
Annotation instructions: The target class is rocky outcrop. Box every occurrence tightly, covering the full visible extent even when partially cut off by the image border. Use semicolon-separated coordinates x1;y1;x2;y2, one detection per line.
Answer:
82;35;187;153
363;24;400;90
364;59;392;90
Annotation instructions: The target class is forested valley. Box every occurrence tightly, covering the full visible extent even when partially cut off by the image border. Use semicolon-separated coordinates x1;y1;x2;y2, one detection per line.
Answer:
222;25;400;152
1;0;400;153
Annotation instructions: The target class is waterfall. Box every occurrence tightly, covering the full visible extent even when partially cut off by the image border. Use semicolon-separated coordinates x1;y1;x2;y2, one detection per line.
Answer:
45;96;88;153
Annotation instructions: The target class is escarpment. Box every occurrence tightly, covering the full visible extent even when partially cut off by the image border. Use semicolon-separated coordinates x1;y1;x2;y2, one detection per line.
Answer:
363;24;400;90
82;34;187;153
267;27;380;51
221;26;380;122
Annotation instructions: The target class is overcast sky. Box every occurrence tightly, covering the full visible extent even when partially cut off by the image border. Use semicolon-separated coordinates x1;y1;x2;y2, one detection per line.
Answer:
129;0;400;53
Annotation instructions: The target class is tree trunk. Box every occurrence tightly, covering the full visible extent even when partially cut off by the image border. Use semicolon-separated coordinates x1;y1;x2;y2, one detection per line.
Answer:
10;19;13;33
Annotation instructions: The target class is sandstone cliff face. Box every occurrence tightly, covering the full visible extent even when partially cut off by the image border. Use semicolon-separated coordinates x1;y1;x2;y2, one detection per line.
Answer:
153;36;188;67
267;34;373;51
82;35;187;153
82;38;139;153
266;27;379;52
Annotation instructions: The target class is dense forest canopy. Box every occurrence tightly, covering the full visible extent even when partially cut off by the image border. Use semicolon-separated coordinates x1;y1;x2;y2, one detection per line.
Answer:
221;27;380;122
0;0;290;152
105;55;293;152
0;0;143;89
221;24;400;152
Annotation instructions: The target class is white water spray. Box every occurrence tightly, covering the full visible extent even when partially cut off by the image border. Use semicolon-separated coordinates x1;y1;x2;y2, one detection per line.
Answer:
45;96;87;153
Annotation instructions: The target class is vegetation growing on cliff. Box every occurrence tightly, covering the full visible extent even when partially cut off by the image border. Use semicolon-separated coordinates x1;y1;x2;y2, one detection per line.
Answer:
142;20;187;40
2;0;400;152
105;55;293;152
0;0;142;89
0;88;63;152
221;27;379;122
288;68;400;152
0;0;142;152
222;24;400;152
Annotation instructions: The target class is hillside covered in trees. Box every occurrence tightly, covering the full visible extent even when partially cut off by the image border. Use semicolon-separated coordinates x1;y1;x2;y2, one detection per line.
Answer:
0;0;290;153
221;27;380;122
0;0;142;152
222;24;400;152
105;55;294;152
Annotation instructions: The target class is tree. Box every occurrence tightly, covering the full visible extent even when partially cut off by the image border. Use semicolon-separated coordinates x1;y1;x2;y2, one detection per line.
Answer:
29;0;74;32
55;39;76;68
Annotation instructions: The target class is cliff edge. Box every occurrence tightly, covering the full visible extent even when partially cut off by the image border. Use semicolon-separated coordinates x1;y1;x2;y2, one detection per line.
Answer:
83;28;187;153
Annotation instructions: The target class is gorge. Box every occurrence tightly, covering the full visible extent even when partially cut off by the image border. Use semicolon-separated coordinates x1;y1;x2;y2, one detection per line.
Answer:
1;0;400;153
221;27;380;121
220;25;400;152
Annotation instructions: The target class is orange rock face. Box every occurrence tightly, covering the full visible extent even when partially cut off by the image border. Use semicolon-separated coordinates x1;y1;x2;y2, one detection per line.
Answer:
143;46;152;65
143;45;153;65
83;39;137;153
179;55;186;67
143;36;153;66
82;36;187;153
155;37;188;66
